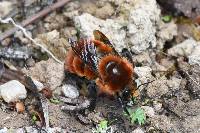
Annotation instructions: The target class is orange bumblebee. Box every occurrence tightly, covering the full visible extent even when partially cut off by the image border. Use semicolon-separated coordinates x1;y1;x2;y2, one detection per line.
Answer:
63;30;137;116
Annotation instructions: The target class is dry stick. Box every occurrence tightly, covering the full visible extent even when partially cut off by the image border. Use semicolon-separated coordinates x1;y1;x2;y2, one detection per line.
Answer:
0;18;63;64
0;0;71;41
0;0;71;64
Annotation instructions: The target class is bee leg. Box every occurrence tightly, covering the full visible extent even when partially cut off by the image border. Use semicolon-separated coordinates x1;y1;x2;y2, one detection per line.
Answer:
121;48;134;65
117;93;130;116
87;81;97;111
64;71;84;87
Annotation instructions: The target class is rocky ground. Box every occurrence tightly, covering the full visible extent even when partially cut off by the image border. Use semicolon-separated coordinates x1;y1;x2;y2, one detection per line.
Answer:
0;0;200;132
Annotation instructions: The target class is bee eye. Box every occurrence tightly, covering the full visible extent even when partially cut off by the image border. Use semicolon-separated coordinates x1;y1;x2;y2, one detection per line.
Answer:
106;61;121;76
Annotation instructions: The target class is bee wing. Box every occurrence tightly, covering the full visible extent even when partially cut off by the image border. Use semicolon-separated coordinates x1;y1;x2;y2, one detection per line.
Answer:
93;30;119;55
68;38;98;72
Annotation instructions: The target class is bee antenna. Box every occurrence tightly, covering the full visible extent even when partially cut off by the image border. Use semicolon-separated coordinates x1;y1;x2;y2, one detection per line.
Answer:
136;80;155;90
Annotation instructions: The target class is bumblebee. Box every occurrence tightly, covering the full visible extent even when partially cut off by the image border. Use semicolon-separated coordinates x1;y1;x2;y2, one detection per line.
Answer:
63;30;137;118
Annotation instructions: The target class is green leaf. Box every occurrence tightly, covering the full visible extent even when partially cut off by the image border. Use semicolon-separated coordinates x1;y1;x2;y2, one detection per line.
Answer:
32;114;37;123
162;15;172;23
94;120;108;133
99;120;108;129
132;108;146;125
50;98;60;104
124;107;146;125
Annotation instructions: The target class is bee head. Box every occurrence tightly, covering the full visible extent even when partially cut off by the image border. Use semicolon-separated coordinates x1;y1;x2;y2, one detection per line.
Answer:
98;55;134;91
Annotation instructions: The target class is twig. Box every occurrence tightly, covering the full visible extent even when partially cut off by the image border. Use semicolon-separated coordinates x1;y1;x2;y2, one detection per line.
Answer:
0;17;63;64
40;94;49;130
0;0;71;41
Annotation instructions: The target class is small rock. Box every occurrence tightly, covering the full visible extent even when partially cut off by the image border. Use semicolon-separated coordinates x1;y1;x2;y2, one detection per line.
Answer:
158;58;175;71
32;79;44;92
132;127;145;133
128;0;160;53
166;77;182;91
157;0;200;18
0;1;13;17
141;106;155;118
146;77;169;98
0;127;7;132
61;27;77;39
186;65;200;98
62;84;79;99
63;1;80;19
188;44;200;66
14;30;32;45
157;21;178;49
147;76;181;98
165;99;200;118
182;114;200;133
74;0;160;53
153;101;163;112
22;59;64;90
151;115;173;132
95;3;114;19
44;13;67;31
0;80;27;103
74;13;126;52
26;58;35;67
134;66;153;87
1;38;11;46
132;51;152;65
63;10;79;19
34;30;68;61
88;112;104;123
167;38;198;57
81;2;98;16
15;101;25;113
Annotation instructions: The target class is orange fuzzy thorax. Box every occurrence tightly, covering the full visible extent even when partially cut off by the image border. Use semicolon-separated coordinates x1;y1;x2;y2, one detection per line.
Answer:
97;55;134;95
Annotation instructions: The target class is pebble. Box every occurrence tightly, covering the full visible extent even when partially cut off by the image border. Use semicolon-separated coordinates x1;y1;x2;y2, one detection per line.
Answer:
26;58;35;67
0;80;27;103
167;38;197;57
128;0;160;53
153;101;163;112
74;13;126;52
22;59;65;90
132;127;145;133
156;21;178;49
62;84;79;99
134;66;153;87
32;79;44;92
141;106;155;118
188;44;200;66
0;1;13;17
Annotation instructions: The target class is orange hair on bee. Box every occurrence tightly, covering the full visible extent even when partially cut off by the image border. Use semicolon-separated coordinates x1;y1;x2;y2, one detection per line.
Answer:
65;48;96;80
73;56;84;77
97;55;134;95
84;66;96;80
64;49;76;73
96;78;116;95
